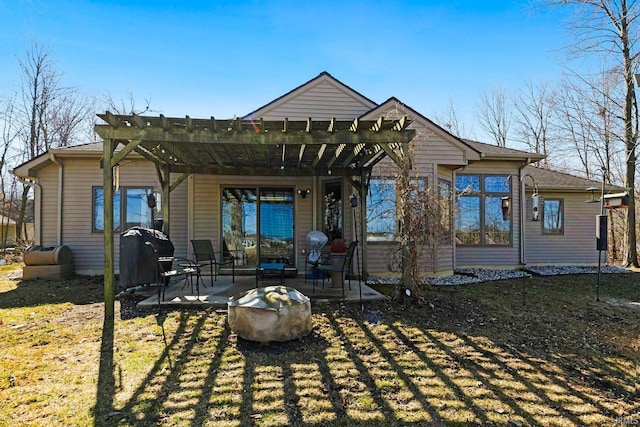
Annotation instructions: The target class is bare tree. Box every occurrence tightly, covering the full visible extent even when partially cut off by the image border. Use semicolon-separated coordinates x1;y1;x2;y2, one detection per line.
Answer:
543;0;640;267
433;99;474;139
367;102;453;303
477;84;512;147
102;92;155;115
0;93;21;250
512;79;557;166
11;41;95;241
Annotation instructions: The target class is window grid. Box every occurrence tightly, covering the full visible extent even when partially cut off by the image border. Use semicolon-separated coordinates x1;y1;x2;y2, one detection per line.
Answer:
455;174;512;246
93;186;154;233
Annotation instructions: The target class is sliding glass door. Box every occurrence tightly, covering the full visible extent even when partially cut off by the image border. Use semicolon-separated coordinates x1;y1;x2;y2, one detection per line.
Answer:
222;188;257;267
222;187;294;268
259;188;294;265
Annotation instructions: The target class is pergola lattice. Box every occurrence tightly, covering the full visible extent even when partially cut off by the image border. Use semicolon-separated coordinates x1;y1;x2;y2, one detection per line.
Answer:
96;113;416;317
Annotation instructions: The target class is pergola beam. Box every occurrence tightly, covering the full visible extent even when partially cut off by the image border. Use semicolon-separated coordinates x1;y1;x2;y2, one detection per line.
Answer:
94;125;412;146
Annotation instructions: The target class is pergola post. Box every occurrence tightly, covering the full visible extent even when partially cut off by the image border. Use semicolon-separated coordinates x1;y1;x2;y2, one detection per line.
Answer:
162;164;171;237
360;169;368;279
103;138;115;319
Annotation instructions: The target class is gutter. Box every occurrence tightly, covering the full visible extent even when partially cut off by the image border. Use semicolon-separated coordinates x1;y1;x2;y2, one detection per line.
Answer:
49;153;63;245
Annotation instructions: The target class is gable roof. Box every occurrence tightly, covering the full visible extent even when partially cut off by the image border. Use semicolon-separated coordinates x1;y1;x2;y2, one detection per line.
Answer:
12;142;114;179
244;71;377;120
362;97;482;163
463;139;546;162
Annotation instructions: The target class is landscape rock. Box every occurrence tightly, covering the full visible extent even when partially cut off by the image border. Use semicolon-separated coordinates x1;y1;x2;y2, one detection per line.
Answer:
227;286;313;343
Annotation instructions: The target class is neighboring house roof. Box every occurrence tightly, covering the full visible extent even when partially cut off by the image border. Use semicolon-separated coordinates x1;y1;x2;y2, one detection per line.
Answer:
0;215;16;225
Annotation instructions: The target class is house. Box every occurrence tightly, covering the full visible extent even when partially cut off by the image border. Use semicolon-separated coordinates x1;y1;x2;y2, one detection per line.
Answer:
11;72;613;281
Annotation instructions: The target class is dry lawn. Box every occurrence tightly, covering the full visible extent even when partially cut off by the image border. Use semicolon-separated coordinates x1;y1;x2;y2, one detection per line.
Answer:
0;264;639;426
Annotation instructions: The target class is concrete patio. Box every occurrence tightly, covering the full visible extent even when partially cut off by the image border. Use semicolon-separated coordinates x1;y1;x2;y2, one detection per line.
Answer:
134;272;385;309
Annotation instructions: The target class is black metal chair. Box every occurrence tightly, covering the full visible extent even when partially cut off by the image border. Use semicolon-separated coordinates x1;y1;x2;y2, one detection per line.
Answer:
305;250;329;292
190;239;235;283
318;241;358;297
146;241;199;303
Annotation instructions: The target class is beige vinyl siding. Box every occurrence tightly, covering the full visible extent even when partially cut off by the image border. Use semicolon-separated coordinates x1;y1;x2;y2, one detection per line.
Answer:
166;174;189;258
365;159;457;275
192;174;219;247
365;242;397;274
360;101;476;167
365;242;454;275
42;158;165;275
62;158;106;275
38;164;59;247
524;191;601;265
454;161;522;269
252;79;374;120
295;184;314;273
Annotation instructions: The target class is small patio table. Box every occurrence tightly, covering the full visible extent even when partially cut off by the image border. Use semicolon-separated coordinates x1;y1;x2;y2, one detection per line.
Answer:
179;261;205;296
256;263;286;286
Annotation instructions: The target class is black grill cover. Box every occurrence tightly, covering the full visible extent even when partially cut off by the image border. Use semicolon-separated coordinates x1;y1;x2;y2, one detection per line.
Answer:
119;227;174;289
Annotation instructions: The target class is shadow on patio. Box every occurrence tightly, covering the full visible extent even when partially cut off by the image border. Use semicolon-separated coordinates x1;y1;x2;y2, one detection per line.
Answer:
134;273;384;309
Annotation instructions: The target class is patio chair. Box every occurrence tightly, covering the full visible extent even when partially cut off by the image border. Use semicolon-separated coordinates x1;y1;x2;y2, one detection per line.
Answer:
146;241;199;303
317;240;358;297
190;239;235;283
305;250;330;292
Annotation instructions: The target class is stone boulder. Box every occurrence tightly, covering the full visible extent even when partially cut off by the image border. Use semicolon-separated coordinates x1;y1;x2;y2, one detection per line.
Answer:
227;286;312;342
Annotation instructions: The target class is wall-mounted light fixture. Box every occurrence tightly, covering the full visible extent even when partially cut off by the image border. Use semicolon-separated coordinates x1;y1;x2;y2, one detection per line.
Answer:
297;189;311;199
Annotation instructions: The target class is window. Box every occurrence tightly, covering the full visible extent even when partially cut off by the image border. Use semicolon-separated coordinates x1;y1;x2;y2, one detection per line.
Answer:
93;187;154;232
455;174;512;245
542;199;563;234
366;178;396;241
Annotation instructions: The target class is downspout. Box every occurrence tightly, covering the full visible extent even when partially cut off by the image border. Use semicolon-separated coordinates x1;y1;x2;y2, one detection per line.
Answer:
49;154;63;245
16;177;42;245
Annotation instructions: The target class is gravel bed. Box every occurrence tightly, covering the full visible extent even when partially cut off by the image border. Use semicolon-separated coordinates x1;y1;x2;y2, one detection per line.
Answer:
367;265;632;287
523;265;631;276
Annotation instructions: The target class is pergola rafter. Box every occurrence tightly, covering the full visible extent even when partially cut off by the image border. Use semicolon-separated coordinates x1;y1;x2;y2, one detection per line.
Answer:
95;112;416;318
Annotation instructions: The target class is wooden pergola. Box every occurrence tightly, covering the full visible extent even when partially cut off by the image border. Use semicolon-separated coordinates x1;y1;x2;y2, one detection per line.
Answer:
95;113;416;317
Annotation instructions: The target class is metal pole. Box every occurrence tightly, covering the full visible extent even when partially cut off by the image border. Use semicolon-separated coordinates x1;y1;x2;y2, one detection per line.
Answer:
350;194;363;311
596;167;605;302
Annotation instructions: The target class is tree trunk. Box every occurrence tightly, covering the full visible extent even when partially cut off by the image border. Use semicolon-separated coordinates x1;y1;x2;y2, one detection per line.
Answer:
15;185;29;242
621;5;639;267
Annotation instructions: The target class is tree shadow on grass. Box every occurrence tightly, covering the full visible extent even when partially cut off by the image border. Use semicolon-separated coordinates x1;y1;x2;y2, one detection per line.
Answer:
87;276;638;426
0;275;105;309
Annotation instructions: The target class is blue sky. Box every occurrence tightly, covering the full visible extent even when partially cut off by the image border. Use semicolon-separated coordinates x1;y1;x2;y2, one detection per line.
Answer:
0;1;571;140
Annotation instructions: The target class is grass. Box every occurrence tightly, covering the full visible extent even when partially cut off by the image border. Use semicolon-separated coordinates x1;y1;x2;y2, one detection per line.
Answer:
0;264;639;426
